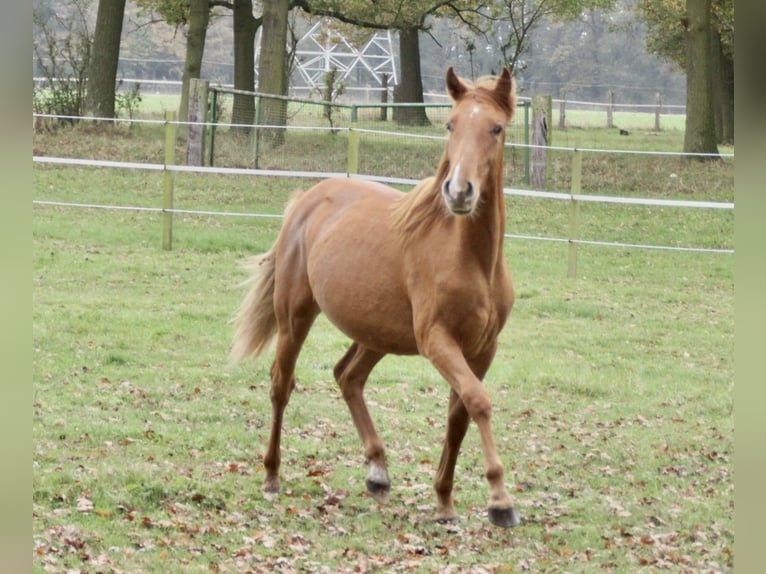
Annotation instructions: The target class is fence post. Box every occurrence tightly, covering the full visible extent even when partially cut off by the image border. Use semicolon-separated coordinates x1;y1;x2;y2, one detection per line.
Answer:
558;89;566;129
606;90;614;128
567;149;582;278
253;95;262;169
523;102;530;184
206;89;217;166
347;105;359;174
654;92;662;132
531;95;551;190
163;110;176;251
379;74;389;121
186;78;208;166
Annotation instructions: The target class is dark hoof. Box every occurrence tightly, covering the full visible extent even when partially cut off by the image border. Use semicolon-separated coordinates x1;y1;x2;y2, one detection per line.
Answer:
489;506;521;528
365;478;391;503
262;478;280;497
435;516;460;525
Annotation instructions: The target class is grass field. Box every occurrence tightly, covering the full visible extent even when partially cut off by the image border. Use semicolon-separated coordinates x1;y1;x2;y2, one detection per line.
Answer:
33;119;733;572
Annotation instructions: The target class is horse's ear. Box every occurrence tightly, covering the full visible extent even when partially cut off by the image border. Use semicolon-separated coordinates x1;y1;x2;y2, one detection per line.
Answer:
493;67;516;117
446;66;467;102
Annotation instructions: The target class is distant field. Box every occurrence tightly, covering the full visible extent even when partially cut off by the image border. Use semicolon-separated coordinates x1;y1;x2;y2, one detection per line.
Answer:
140;93;181;115
137;91;687;132
33;119;733;572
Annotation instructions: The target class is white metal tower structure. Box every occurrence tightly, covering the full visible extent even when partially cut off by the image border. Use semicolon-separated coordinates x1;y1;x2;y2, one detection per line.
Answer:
255;20;398;96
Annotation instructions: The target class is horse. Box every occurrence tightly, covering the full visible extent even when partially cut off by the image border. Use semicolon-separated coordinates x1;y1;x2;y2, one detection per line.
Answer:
231;67;519;528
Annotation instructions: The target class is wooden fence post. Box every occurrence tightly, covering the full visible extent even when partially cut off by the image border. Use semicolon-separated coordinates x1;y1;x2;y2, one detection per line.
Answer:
558;89;566;129
531;95;551;190
253;96;262;169
606;90;614;128
186;78;209;166
523;103;530;184
654;92;662;131
567;149;582;278
163;110;176;251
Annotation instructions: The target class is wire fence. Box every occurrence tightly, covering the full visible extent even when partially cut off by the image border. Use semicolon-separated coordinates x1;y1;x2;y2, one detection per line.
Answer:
33;109;734;271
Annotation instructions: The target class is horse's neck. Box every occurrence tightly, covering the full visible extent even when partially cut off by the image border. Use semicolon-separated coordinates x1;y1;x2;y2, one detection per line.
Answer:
458;176;507;280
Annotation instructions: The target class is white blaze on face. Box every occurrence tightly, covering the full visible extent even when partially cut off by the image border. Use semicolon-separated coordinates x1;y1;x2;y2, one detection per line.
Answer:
451;162;464;192
469;104;481;119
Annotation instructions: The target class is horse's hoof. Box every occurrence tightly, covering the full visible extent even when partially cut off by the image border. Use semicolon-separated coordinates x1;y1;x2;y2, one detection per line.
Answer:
435;515;459;525
488;506;521;528
365;478;391;504
262;477;280;497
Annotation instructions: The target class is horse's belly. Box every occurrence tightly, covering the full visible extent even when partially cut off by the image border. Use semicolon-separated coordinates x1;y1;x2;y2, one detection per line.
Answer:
302;188;417;354
310;263;417;354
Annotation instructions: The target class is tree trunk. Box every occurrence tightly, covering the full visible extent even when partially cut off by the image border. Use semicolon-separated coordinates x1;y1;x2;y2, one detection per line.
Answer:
258;0;289;147
709;27;723;143
718;42;734;145
178;0;210;126
232;0;258;131
683;0;718;159
393;27;430;127
84;0;126;119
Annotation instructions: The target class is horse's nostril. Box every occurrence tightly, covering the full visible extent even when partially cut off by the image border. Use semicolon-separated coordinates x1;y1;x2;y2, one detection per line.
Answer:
465;182;474;198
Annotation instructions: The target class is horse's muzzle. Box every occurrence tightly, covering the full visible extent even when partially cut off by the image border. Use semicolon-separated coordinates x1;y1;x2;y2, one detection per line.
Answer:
443;179;476;214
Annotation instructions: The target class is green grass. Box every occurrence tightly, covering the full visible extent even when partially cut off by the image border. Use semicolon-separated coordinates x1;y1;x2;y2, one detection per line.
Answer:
33;123;733;572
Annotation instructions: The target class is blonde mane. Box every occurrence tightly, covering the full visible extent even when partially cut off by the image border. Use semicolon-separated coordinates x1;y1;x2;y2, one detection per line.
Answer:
390;159;450;237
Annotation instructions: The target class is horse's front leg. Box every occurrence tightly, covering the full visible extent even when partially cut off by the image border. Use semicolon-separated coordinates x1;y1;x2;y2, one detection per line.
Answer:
333;343;390;503
433;388;470;522
423;330;520;528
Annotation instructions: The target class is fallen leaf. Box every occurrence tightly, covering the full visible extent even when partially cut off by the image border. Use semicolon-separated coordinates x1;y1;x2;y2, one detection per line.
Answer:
76;497;93;514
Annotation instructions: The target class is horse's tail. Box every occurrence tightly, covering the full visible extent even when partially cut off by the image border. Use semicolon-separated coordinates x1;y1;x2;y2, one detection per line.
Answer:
230;248;278;363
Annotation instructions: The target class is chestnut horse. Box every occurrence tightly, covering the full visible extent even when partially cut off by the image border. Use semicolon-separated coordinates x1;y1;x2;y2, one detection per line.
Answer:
231;67;519;527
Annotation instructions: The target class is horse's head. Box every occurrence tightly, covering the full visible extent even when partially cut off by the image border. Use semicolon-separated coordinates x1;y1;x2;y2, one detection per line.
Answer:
441;67;516;216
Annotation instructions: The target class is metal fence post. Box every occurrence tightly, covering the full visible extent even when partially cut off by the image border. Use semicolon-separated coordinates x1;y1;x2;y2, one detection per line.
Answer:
163;110;176;251
347;105;359;174
207;88;217;166
567;149;582;278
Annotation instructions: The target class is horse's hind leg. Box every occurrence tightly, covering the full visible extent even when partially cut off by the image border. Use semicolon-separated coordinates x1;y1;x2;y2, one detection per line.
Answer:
333;343;389;503
262;298;318;495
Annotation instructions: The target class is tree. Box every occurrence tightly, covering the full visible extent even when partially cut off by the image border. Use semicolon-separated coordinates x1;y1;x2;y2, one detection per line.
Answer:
33;0;94;122
258;0;291;145
136;0;261;128
638;0;733;144
232;0;261;129
485;0;617;74
135;0;199;122
84;0;127;119
683;0;718;157
178;0;210;124
394;26;430;125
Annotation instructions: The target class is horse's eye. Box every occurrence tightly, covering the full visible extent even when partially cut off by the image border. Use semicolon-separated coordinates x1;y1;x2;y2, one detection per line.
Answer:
446;121;453;132
492;124;503;135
